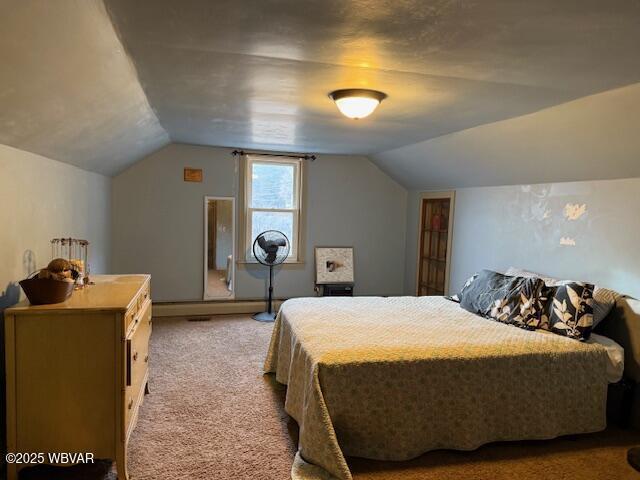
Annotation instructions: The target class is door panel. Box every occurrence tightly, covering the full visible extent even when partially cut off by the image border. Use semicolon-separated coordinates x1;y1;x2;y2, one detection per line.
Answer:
417;196;453;296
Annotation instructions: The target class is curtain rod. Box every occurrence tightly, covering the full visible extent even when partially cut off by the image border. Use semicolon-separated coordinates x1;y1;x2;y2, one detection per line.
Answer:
231;149;316;161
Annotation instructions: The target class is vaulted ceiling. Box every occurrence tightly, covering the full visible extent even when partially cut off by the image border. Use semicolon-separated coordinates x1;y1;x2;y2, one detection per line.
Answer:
1;0;640;179
0;1;168;175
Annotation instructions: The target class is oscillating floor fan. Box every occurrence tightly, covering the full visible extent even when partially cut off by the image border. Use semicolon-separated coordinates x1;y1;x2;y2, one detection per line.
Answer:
252;230;290;322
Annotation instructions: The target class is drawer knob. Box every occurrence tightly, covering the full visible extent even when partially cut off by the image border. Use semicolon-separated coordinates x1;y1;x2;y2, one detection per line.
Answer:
133;351;138;361
144;354;149;363
128;399;133;410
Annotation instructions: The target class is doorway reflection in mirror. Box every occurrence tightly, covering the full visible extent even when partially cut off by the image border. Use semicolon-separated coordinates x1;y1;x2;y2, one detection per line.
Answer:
204;197;235;300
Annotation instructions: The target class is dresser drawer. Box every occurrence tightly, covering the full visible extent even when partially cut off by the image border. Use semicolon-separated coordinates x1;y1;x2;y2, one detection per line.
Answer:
137;281;151;311
124;299;152;436
125;280;151;336
124;306;138;336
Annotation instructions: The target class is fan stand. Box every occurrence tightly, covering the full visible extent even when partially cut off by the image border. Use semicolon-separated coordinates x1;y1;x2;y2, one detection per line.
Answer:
253;264;276;322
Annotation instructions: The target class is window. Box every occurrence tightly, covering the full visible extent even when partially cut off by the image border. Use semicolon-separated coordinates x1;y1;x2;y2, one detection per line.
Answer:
245;155;303;261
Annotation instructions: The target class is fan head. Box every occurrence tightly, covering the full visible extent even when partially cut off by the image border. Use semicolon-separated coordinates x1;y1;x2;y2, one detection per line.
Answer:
252;230;290;265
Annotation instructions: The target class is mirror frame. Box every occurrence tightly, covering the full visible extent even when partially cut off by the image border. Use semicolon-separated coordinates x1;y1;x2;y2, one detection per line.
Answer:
203;196;236;300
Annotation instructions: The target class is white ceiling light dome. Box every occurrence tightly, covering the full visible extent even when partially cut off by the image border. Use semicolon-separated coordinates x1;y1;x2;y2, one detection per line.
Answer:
329;89;387;120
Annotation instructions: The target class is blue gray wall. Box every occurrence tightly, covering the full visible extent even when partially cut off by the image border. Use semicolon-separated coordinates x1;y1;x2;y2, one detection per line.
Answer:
399;84;640;299
0;143;111;309
449;179;639;298
112;144;407;302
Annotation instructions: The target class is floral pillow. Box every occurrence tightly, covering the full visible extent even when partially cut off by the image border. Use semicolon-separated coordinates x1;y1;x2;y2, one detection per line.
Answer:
544;282;594;340
504;267;620;327
459;269;545;330
489;282;546;330
448;272;478;303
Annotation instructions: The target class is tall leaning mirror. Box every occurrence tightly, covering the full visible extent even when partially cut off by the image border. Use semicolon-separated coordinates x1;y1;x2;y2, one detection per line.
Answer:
204;196;235;300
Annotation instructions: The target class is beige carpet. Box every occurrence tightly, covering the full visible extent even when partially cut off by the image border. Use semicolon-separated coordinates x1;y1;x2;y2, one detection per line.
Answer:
19;315;640;479
126;315;296;480
206;269;232;298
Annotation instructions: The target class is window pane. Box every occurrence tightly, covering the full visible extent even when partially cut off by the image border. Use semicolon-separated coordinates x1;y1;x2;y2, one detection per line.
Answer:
251;211;294;254
251;162;295;209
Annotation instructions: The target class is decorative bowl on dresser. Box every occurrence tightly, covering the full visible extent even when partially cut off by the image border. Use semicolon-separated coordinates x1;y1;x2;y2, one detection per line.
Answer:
4;274;152;480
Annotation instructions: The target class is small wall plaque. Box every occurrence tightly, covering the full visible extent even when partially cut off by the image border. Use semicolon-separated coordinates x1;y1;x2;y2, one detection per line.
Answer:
184;167;203;182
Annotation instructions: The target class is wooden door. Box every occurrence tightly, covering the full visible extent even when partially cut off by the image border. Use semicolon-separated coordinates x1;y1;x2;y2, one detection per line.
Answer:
417;196;453;296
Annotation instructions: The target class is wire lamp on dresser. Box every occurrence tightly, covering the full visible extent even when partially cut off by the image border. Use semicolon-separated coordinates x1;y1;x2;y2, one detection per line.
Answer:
4;274;152;480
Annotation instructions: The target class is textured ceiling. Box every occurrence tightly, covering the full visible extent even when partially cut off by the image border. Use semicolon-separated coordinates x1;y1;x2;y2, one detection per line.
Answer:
0;1;169;176
2;1;640;179
105;0;640;158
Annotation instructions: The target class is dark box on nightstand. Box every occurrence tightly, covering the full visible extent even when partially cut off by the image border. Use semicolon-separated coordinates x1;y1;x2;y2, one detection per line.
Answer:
322;284;354;296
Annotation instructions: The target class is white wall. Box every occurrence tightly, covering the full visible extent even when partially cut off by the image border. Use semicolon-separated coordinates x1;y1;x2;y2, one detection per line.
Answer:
112;143;407;302
0;144;111;310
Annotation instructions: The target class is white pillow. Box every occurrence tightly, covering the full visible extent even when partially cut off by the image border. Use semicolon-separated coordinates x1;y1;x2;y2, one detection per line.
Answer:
505;267;557;285
504;267;621;327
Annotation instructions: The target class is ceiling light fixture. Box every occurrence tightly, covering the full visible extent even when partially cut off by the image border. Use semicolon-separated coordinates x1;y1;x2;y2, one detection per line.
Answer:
329;89;387;120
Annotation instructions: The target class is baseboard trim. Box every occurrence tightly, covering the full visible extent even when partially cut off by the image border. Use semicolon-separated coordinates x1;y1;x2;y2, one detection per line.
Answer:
152;300;285;317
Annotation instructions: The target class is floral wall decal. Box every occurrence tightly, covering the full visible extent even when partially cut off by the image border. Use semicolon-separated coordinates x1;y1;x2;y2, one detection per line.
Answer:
563;203;587;220
449;178;639;300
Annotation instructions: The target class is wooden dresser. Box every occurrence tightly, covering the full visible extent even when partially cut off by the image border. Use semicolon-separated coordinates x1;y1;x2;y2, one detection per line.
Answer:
4;274;151;480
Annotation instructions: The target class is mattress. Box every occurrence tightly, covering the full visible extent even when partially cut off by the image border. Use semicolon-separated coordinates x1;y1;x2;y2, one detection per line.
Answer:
265;296;610;480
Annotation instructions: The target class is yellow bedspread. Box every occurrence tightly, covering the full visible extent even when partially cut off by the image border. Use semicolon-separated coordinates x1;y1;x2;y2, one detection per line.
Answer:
264;296;608;480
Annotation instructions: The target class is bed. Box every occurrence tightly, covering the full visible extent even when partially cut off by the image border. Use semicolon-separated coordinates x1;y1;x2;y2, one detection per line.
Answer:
264;295;639;480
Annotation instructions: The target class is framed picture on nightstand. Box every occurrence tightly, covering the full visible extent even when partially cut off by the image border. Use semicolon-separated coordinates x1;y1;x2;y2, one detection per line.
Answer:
314;247;354;285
